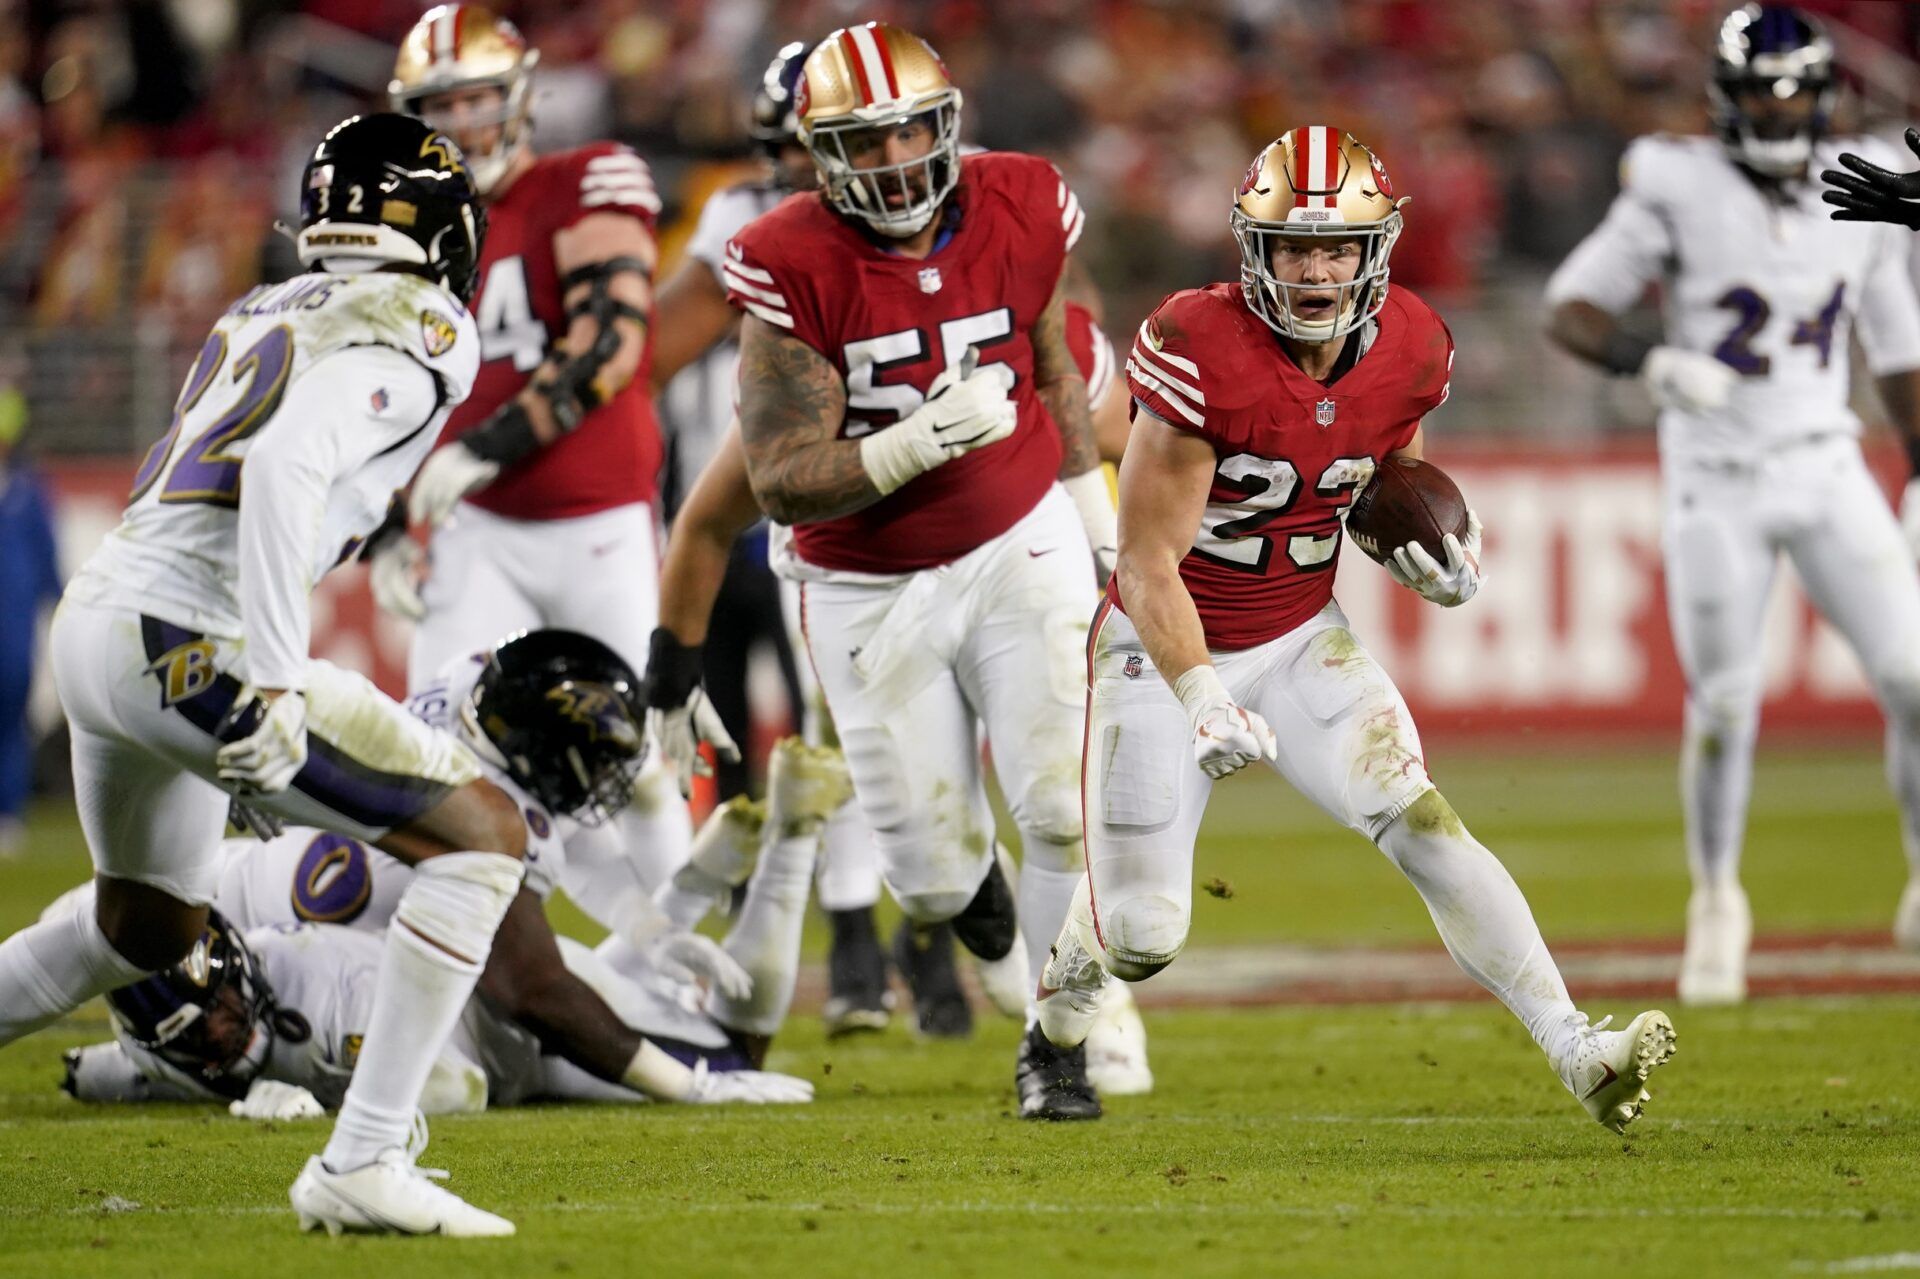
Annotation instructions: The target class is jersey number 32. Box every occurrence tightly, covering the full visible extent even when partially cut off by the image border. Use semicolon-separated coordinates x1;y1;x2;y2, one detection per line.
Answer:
129;326;296;509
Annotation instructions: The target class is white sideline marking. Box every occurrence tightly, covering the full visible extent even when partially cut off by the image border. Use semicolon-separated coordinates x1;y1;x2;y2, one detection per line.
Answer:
1798;1256;1920;1273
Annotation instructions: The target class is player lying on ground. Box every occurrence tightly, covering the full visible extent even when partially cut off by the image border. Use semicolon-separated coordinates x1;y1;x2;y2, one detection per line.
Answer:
1547;4;1920;1003
0;114;550;1236
59;745;841;1118
1031;126;1678;1133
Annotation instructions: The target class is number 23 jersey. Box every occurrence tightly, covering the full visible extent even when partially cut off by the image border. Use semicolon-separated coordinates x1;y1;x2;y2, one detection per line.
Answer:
1546;133;1920;461
1121;282;1453;651
723;150;1083;574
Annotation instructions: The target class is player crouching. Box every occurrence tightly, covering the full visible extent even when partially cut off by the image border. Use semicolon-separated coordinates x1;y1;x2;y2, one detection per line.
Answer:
1029;128;1676;1132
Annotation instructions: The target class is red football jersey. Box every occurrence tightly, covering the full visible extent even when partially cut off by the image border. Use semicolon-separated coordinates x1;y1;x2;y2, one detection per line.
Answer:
722;151;1084;573
1064;301;1116;410
1118;283;1454;650
440;143;664;521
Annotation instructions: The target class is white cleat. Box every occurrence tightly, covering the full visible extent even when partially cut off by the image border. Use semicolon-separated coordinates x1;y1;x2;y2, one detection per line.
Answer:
1035;925;1108;1049
1895;878;1920;952
1678;882;1751;1006
1084;976;1153;1097
290;1150;515;1238
1555;1009;1677;1134
765;738;855;836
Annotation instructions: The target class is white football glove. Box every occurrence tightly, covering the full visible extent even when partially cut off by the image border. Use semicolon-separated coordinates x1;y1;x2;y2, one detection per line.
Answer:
1642;346;1736;415
646;688;741;799
408;440;501;528
682;1058;814;1105
1383;510;1484;607
1902;477;1920;564
1172;666;1276;781
215;691;307;795
229;1079;324;1121
859;349;1017;496
368;534;426;621
644;930;754;1002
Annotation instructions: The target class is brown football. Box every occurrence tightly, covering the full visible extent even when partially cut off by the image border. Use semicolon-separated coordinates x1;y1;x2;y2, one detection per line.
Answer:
1345;456;1469;565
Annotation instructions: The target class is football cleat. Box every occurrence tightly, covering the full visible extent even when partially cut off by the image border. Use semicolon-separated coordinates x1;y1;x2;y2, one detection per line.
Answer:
1678;882;1751;1006
823;907;892;1039
765;738;855;836
1555;1009;1677;1134
1016;1023;1102;1121
1894;877;1920;952
893;921;972;1038
1034;927;1108;1050
1084;977;1153;1097
290;1150;514;1238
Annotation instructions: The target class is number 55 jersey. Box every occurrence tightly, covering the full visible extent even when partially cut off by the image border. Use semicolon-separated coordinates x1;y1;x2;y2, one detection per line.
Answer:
723;150;1083;574
70;271;479;639
1546;133;1920;461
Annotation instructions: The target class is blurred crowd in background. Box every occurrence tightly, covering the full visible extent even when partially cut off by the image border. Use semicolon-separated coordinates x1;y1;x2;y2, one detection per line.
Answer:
2;0;1918;453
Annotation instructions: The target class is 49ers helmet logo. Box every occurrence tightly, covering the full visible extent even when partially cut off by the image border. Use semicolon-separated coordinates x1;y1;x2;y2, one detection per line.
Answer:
1367;150;1394;200
1238;151;1269;198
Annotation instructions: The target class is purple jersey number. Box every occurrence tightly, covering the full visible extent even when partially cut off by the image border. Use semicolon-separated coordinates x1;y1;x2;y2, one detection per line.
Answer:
127;324;296;509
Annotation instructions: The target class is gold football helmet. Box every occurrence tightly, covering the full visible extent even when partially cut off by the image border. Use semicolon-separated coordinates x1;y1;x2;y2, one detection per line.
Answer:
1231;127;1409;343
797;23;963;237
390;4;538;195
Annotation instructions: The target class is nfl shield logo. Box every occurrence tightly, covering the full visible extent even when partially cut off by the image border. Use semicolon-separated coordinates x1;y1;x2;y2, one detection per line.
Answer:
1315;398;1337;427
918;267;943;294
1123;654;1143;679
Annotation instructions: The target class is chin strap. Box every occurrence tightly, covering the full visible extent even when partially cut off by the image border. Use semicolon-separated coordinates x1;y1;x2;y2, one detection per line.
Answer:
462;256;654;466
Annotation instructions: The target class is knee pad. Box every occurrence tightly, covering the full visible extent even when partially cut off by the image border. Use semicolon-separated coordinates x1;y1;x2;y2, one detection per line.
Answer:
395;851;525;968
1687;668;1762;741
1084;891;1187;983
894;885;977;925
1012;775;1084;856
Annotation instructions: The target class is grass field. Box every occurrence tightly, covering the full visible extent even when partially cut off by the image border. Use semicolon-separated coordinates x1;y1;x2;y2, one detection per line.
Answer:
1;745;1917;1278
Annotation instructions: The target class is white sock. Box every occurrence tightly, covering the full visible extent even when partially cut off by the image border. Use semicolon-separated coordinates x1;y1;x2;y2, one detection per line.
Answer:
1884;718;1920;882
322;851;521;1171
1377;795;1579;1060
0;903;147;1046
706;830;817;1036
1681;697;1758;891
1016;854;1081;999
815;802;881;912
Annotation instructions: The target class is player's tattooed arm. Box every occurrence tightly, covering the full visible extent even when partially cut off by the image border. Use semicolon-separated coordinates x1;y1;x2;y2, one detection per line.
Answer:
1033;272;1100;479
737;314;880;524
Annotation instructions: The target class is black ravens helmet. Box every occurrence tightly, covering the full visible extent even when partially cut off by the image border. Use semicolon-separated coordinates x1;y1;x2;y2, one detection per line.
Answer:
466;629;650;826
297;112;488;305
105;909;279;1101
749;41;814;159
1709;5;1837;179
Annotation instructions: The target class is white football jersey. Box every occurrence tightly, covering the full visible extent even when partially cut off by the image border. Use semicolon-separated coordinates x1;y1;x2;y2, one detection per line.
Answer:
69;271;479;641
1546;133;1920;461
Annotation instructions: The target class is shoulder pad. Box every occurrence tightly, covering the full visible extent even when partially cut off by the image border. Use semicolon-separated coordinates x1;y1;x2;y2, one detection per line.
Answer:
318;273;480;403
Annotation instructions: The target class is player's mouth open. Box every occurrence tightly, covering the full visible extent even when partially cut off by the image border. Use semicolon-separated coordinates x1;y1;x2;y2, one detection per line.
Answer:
1294;294;1337;317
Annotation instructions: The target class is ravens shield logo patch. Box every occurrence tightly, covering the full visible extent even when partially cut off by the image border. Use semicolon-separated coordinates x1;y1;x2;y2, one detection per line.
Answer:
421;310;458;358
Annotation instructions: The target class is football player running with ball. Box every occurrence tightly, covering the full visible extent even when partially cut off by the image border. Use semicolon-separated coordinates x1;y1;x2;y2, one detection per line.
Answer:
0;115;530;1234
719;23;1121;1117
1548;5;1920;1002
1032;127;1678;1132
372;4;693;894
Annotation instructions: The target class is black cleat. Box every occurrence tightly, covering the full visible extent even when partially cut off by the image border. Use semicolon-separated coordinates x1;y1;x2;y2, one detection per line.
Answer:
1016;1023;1102;1121
892;920;973;1039
823;907;892;1039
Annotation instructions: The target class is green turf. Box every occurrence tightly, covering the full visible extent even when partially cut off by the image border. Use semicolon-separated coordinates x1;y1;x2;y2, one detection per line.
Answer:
1;745;1916;1277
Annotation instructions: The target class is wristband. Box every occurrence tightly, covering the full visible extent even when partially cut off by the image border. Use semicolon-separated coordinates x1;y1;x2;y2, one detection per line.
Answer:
1063;468;1117;547
1602;331;1656;377
645;626;704;709
621;1038;694;1101
1170;665;1230;731
462;401;541;465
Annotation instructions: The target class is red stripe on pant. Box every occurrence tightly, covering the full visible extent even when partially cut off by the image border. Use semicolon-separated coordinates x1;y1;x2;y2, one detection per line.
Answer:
1080;596;1117;955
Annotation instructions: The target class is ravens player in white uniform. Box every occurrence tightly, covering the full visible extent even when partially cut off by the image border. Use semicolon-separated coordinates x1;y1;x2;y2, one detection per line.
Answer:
1547;6;1920;1003
0;115;535;1236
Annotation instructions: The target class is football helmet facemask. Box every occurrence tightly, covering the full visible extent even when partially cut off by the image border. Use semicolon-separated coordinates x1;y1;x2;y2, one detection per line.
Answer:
463;629;650;826
797;23;963;238
105;909;279;1101
390;3;539;196
297;112;487;306
1231;126;1408;344
1709;4;1837;179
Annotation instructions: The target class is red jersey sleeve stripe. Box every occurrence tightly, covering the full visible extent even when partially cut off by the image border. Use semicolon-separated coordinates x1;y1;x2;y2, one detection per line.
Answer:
1086;324;1115;408
739;300;794;329
1125;358;1205;427
722;247;776;284
1130;343;1205;406
720;266;788;309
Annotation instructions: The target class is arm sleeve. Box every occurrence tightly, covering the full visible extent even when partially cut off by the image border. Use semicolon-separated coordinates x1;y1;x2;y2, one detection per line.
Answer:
1543;148;1674;314
1856;225;1920;376
236;347;439;691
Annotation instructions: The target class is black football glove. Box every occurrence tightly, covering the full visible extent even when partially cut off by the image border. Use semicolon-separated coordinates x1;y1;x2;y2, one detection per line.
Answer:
1821;127;1920;231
